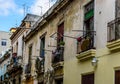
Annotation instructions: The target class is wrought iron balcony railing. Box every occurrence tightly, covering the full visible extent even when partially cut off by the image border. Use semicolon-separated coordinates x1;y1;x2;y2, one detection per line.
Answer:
7;56;22;73
35;58;44;74
25;63;31;79
25;63;31;74
0;75;4;82
4;73;9;79
52;46;64;64
107;18;120;42
77;32;95;53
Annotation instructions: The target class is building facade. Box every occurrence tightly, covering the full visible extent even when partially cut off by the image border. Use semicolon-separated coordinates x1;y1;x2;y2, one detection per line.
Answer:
0;49;11;84
8;0;120;84
0;31;11;84
8;14;40;84
0;31;11;58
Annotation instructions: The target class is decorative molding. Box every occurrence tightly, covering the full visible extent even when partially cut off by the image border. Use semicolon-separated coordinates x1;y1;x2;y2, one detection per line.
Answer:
52;62;64;69
107;39;120;51
76;49;96;61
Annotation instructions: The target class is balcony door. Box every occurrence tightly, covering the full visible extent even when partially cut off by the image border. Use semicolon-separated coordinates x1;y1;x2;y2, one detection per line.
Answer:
115;70;120;84
82;73;94;84
57;23;64;46
40;36;45;58
84;1;94;37
55;78;63;84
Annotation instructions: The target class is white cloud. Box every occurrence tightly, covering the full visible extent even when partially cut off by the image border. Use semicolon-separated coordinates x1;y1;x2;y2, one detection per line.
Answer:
30;0;57;16
0;0;24;16
0;0;16;16
17;8;24;15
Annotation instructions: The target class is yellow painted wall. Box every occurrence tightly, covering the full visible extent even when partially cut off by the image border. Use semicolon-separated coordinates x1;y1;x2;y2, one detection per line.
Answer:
22;0;117;84
64;47;120;84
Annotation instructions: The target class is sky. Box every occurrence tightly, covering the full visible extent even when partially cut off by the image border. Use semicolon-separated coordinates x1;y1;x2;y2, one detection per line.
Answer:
0;0;56;32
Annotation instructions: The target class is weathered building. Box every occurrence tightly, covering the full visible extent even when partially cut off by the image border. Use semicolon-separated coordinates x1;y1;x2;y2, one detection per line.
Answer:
8;13;40;84
0;31;11;58
7;0;120;84
0;31;11;84
23;0;120;84
0;49;11;84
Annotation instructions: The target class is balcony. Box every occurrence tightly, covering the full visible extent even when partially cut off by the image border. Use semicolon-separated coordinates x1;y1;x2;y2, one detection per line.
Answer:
76;32;96;61
7;56;22;74
52;46;64;69
25;63;31;79
107;18;120;51
35;58;44;74
4;73;9;79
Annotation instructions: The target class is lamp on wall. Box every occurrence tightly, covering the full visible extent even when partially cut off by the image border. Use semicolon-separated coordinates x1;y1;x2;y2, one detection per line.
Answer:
91;57;98;67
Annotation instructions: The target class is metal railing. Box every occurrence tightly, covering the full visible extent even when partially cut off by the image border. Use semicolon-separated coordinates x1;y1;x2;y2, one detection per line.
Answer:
77;32;95;53
7;56;22;73
35;58;44;73
25;63;31;74
107;18;120;42
52;46;64;63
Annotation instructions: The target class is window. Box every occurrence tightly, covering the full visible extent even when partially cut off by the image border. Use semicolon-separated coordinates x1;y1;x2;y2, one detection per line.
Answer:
84;1;94;36
28;45;32;63
0;54;2;57
39;36;45;71
52;22;64;63
13;79;16;84
55;78;63;84
19;76;21;84
40;36;45;58
116;0;120;18
57;23;64;46
1;39;7;46
38;82;44;84
115;70;120;84
77;1;94;53
22;36;24;56
26;45;32;74
82;73;94;84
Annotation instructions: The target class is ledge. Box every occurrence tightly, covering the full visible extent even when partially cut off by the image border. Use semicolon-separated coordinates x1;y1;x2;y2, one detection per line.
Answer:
52;62;64;69
107;39;120;51
76;49;96;61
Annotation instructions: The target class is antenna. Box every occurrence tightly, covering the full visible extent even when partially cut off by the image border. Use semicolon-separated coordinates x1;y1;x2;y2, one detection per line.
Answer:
49;0;50;8
38;6;43;16
23;3;26;16
26;6;30;14
15;20;18;27
44;0;50;8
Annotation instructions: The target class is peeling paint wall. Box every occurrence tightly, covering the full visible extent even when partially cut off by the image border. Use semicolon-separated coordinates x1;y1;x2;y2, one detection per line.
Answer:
23;0;117;84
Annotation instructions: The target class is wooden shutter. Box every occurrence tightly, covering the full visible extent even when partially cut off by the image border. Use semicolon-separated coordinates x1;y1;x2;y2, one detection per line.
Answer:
115;70;120;84
57;23;64;43
82;73;94;84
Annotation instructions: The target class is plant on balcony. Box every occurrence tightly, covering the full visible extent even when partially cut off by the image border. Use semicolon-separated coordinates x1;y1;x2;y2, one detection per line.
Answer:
52;47;64;63
35;57;44;74
58;41;65;47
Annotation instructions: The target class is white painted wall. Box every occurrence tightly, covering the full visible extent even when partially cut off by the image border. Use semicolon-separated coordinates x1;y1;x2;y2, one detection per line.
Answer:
95;0;115;49
17;36;23;56
0;31;11;58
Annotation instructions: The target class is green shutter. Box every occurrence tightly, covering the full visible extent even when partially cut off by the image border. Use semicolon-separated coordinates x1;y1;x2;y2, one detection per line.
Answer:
85;9;94;20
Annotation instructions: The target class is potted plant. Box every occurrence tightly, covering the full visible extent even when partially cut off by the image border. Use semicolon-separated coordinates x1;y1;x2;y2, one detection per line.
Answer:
59;41;65;47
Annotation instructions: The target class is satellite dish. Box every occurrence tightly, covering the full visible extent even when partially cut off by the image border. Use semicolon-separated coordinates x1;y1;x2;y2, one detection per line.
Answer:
81;38;90;51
